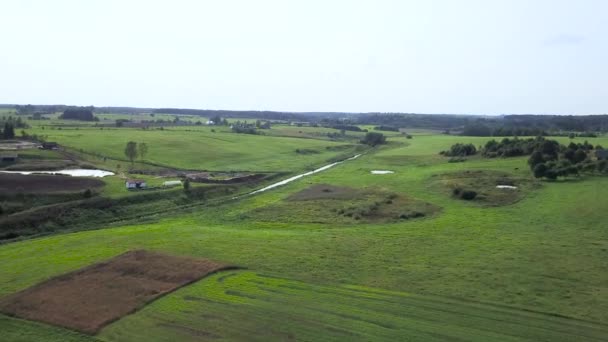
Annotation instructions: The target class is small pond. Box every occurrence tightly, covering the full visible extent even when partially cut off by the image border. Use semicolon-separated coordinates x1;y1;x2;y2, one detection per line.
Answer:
0;169;115;178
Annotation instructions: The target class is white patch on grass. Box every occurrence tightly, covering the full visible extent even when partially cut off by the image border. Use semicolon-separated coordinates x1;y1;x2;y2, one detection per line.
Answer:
371;170;394;174
496;185;517;189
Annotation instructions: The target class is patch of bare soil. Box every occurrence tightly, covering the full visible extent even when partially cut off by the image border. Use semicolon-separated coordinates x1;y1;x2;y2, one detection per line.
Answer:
0;250;233;334
0;173;104;193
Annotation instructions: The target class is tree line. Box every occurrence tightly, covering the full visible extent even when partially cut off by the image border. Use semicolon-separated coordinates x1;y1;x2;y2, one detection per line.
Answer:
442;137;607;180
0;116;28;139
60;107;98;121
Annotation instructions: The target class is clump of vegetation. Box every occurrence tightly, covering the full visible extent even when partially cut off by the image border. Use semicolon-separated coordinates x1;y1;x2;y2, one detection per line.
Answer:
452;188;478;200
83;189;92;198
360;132;387;146
231;121;258;135
527;140;606;180
330;124;364;132
2;122;15;139
373;125;399;132
399;211;425;220
481;137;553;158
440;143;477;157
252;185;438;224
183;179;191;193
295;149;320;155
436;170;533;206
59;107;98;121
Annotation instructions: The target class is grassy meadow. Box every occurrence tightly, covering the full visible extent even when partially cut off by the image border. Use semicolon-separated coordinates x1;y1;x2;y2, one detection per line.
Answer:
24;125;360;172
1;120;608;340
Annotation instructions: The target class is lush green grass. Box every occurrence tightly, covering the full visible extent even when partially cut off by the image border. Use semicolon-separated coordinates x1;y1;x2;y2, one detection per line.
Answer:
99;270;608;341
25;126;359;172
1;132;607;340
0;314;97;341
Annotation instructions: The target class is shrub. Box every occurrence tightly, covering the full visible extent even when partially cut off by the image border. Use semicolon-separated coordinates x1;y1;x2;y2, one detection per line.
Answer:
360;132;387;146
460;190;477;200
441;143;477;157
83;189;92;198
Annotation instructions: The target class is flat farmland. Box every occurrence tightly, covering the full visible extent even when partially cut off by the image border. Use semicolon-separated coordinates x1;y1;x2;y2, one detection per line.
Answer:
0;132;607;340
25;126;359;172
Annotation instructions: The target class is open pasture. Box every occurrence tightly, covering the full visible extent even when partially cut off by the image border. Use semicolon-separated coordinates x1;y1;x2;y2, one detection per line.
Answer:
0;131;607;340
24;126;360;172
99;270;608;342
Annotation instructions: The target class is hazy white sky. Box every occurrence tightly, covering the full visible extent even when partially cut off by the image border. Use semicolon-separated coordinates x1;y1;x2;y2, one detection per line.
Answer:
1;0;606;114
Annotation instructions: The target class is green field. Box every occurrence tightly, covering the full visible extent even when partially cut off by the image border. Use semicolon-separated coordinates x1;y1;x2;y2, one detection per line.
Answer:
1;125;608;340
25;126;360;172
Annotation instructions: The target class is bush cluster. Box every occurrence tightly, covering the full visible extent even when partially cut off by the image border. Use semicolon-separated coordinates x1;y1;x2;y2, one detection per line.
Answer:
440;143;477;157
453;188;477;200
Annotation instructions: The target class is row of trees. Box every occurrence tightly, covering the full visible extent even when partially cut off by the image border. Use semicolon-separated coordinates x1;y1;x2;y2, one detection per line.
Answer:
441;137;607;180
373;125;400;132
442;137;601;159
528;149;606;180
60;107;98;121
124;141;149;163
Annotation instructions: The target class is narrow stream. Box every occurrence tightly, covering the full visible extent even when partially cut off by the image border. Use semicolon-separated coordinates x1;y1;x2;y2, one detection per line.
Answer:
245;154;361;197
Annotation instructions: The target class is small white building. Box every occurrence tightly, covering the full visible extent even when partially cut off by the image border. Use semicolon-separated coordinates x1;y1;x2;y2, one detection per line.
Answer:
163;180;182;187
126;179;147;189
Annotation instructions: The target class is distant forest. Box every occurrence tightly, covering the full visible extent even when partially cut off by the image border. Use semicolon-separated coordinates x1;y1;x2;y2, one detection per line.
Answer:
2;104;607;136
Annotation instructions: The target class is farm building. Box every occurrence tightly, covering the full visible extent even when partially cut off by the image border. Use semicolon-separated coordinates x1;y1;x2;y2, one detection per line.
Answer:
0;153;18;162
596;149;608;160
41;142;59;150
126;179;147;189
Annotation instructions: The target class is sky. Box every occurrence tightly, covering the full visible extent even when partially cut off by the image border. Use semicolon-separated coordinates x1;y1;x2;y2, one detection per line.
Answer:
0;0;607;114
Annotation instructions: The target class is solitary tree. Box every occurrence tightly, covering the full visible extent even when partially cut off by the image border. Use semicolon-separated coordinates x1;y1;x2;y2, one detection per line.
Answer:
3;123;15;139
124;141;138;164
138;142;148;160
361;132;387;146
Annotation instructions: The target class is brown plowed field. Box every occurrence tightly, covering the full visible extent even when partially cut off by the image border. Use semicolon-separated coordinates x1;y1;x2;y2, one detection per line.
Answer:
0;173;103;193
0;250;232;334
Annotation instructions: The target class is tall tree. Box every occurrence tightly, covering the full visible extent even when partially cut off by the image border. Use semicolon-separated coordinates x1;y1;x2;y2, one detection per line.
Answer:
138;142;148;160
124;141;138;164
3;123;15;139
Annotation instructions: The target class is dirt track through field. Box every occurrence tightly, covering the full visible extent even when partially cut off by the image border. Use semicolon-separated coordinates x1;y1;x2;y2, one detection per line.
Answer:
0;250;233;334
